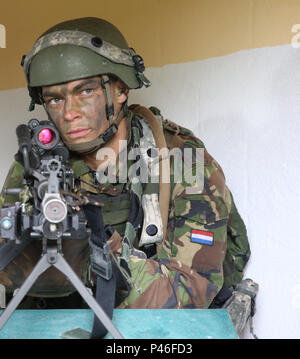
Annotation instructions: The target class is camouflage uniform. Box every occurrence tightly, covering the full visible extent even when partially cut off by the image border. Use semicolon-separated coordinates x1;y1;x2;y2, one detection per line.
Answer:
0;107;250;309
116;109;250;309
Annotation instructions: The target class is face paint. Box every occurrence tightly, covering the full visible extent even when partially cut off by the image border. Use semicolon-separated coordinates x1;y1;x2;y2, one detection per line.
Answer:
42;77;109;144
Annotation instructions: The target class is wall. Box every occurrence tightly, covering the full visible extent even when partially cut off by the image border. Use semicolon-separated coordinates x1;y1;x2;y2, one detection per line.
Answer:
1;0;300;339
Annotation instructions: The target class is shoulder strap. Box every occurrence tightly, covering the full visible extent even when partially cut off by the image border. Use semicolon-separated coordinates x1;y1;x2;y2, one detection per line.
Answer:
129;105;170;254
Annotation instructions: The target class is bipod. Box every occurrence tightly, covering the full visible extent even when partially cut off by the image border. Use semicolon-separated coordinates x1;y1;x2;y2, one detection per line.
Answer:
0;240;124;339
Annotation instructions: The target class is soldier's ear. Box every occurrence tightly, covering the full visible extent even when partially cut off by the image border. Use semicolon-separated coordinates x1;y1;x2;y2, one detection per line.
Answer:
117;91;128;104
113;80;129;104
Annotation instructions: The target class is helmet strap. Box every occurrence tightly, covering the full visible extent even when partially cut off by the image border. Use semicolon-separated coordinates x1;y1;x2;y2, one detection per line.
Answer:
100;75;115;126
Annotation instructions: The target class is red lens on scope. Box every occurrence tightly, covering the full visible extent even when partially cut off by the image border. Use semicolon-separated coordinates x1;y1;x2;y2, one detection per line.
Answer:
38;128;55;146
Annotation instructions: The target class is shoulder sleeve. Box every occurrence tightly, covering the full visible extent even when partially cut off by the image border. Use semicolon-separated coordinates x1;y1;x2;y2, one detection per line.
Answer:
156;127;231;307
223;186;250;288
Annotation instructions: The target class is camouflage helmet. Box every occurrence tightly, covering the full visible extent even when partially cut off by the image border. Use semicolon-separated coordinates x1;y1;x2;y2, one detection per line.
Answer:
22;17;151;153
22;17;151;109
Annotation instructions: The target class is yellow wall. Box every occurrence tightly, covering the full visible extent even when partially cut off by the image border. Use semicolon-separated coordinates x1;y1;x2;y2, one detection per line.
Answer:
0;0;299;91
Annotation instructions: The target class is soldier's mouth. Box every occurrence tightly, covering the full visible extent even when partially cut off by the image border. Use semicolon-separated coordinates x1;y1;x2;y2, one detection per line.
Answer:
67;128;91;139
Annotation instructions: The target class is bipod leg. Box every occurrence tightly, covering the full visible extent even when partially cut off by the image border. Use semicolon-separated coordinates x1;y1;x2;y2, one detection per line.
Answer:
51;247;124;339
0;245;123;339
0;252;51;330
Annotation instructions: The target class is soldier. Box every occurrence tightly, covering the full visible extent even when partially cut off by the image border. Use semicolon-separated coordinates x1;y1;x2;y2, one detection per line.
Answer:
0;17;251;337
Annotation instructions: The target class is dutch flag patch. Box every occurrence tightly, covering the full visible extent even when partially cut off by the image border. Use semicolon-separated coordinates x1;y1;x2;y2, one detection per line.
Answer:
191;229;214;246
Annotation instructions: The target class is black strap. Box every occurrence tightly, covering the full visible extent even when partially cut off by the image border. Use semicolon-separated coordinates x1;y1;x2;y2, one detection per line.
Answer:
82;203;115;338
90;258;131;338
83;201;132;339
90;266;117;339
209;284;233;309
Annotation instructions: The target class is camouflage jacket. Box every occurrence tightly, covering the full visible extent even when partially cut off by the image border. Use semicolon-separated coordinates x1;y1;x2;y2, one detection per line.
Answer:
0;107;250;308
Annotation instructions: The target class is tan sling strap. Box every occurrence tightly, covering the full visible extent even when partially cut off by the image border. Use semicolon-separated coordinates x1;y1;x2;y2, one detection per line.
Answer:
130;105;170;254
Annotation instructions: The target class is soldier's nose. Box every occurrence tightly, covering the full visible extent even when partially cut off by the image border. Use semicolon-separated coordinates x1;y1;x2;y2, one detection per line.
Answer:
64;97;80;121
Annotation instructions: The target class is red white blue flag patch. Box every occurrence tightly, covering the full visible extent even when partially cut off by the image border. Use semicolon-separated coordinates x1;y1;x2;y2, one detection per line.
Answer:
191;229;214;246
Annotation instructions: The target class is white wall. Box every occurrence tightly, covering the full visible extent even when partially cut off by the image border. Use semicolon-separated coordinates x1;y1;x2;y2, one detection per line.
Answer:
0;43;299;338
130;44;300;339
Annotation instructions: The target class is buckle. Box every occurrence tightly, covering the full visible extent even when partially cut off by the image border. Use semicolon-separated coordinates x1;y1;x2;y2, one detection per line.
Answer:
105;104;114;119
101;123;118;144
136;72;151;88
132;55;145;73
89;240;112;280
163;119;180;135
100;76;111;89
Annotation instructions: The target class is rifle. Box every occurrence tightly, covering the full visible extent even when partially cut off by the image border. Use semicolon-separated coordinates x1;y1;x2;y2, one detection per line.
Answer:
0;119;123;339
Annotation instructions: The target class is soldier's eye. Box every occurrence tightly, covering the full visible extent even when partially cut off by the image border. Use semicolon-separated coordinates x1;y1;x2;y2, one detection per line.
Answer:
48;98;62;105
81;89;93;96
